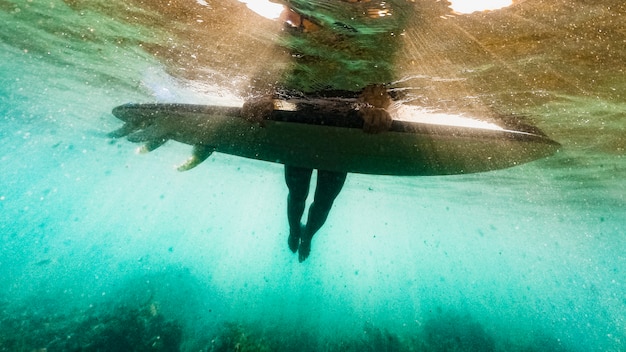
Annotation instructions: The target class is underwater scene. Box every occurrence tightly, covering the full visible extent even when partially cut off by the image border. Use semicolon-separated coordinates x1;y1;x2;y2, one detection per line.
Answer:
1;0;624;351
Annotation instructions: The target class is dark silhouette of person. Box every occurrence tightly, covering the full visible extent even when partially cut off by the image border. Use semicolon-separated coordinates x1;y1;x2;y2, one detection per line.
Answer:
243;1;406;262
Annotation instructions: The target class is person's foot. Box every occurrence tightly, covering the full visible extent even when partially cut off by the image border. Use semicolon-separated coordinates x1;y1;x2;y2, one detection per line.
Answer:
298;236;312;262
288;224;302;253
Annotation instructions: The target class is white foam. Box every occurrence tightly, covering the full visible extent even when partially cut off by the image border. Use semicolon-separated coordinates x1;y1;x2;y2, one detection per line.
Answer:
237;0;283;20
448;0;513;14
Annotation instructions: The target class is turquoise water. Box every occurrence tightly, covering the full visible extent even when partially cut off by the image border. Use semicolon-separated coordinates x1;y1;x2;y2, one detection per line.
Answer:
1;0;624;351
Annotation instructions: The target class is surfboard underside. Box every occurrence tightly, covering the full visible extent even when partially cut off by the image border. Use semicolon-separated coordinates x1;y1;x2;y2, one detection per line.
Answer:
110;103;560;176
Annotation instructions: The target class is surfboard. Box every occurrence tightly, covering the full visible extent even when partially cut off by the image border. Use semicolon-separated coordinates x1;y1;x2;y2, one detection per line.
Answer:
109;101;560;176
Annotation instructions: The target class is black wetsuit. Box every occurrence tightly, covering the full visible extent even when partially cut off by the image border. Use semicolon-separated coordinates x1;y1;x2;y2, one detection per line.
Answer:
285;165;347;262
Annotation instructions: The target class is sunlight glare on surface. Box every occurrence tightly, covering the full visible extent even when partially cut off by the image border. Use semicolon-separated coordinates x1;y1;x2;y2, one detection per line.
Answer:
394;105;503;131
448;0;513;14
238;0;284;20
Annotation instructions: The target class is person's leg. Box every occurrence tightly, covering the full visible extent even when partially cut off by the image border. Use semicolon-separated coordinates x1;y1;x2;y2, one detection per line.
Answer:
284;165;313;253
299;170;348;262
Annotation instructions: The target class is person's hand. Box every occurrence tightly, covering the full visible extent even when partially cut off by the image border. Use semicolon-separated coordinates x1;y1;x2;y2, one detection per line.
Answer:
359;107;392;134
241;96;274;126
357;84;392;134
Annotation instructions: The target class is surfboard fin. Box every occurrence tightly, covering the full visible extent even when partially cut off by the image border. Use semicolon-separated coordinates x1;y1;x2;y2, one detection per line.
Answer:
177;145;216;171
137;138;168;154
